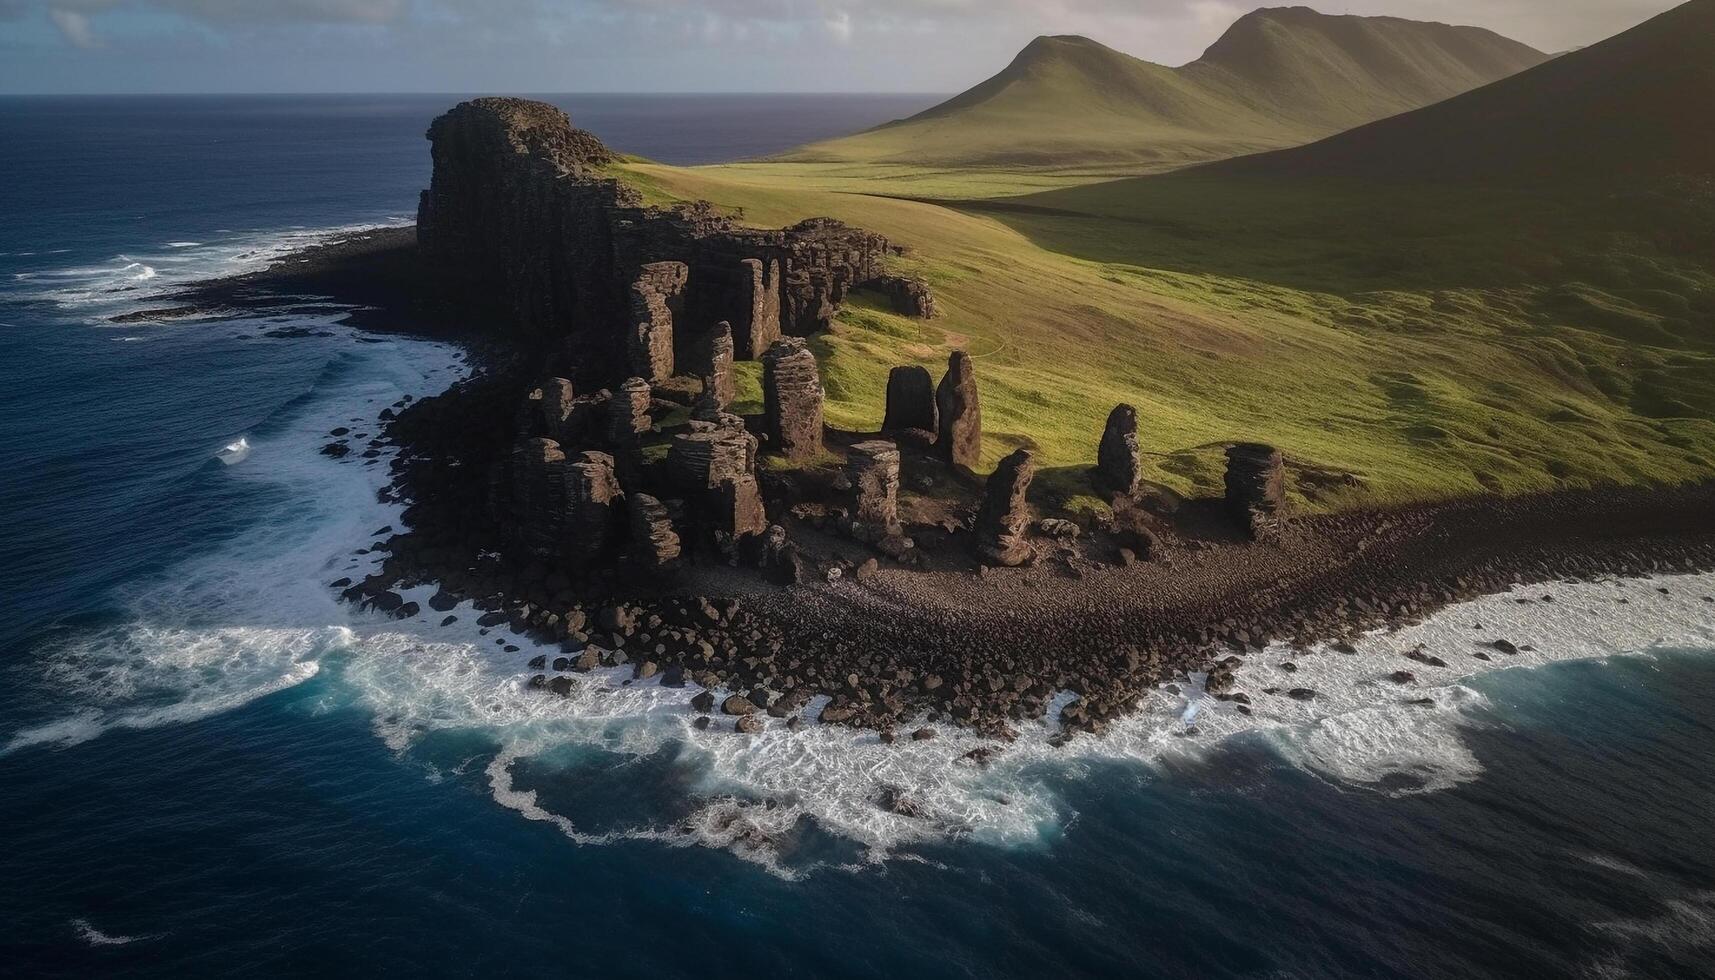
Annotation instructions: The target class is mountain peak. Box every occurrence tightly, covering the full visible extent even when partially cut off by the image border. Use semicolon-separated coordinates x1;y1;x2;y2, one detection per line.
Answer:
782;6;1547;171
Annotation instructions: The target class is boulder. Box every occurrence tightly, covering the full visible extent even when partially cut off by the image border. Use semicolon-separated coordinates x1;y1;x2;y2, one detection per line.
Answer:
936;350;981;468
1097;403;1141;496
973;448;1035;567
761;337;823;459
882;365;937;437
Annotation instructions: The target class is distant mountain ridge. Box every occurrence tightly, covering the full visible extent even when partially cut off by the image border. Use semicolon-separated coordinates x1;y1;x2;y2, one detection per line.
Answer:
783;6;1549;170
1210;0;1715;181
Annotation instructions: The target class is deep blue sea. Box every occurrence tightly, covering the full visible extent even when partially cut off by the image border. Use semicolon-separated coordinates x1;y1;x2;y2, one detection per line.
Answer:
3;95;1714;979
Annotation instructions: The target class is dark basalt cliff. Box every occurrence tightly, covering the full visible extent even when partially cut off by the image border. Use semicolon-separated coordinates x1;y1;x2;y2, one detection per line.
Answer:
417;97;915;383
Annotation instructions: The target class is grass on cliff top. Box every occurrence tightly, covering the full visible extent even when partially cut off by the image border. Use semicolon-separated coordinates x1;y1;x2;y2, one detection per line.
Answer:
614;158;1715;512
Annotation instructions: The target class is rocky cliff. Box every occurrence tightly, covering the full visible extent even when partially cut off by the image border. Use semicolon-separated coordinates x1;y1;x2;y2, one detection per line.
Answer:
417;97;920;383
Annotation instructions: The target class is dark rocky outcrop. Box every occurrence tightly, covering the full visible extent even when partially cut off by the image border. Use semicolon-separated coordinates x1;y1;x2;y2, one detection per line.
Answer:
565;450;624;564
418;97;903;383
1225;443;1287;540
974;448;1035;566
761;338;824;459
882;365;937;440
936;350;981;469
867;275;937;319
1098;404;1142;496
627;492;681;572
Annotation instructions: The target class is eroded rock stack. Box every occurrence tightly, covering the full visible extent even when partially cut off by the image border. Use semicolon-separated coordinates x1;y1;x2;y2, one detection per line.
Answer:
565;450;624;563
936;350;981;468
761;338;823;459
1098;404;1142;497
973;448;1036;567
510;438;567;557
882;365;937;441
706;321;736;409
1225;443;1286;541
418;98;909;380
668;425;751;491
846;440;902;540
735;259;782;359
608;377;653;460
627;492;681;572
628;261;687;382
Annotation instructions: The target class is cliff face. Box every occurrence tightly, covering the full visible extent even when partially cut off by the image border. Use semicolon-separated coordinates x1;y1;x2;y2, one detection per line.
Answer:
417;97;900;381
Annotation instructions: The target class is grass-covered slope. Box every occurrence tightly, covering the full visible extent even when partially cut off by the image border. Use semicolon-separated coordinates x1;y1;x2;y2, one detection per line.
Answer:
783;7;1546;172
1212;0;1715;180
620;156;1715;512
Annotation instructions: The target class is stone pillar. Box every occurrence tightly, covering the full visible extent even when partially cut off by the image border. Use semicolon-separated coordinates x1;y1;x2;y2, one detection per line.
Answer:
565;450;623;564
761;337;823;459
707;320;736;409
1098;404;1142;496
846;440;901;538
736;258;781;359
1224;443;1286;541
608;377;653;447
936;350;981;468
627;261;687;382
973;448;1035;567
882;365;937;438
667;425;752;492
510;437;566;557
714;475;768;550
627;492;681;571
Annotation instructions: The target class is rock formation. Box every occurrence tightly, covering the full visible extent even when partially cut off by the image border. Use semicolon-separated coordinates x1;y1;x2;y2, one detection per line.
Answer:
627;492;681;571
846;440;902;539
882;365;937;440
565;450;624;563
973;448;1035;567
519;377;576;441
1225;443;1287;540
761;338;824;459
869;275;937;319
705;321;735;409
418;98;905;381
668;425;752;491
627;261;687;382
510;438;568;557
1098;404;1142;496
607;377;653;455
936;350;981;468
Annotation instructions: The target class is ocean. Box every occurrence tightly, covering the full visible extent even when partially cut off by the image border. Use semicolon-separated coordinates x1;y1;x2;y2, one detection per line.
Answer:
2;95;1713;979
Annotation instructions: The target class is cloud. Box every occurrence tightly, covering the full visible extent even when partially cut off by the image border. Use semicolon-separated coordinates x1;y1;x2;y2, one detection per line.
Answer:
47;6;99;46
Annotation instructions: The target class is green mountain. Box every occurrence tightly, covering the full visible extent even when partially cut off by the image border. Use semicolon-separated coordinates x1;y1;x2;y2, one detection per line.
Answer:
1211;0;1715;181
784;6;1548;171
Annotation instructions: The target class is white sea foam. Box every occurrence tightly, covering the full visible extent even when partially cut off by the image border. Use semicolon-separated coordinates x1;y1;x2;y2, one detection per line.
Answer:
13;218;409;315
71;918;157;946
3;325;467;756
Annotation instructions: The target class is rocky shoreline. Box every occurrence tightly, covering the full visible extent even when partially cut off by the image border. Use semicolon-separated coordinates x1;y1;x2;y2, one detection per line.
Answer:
139;96;1715;744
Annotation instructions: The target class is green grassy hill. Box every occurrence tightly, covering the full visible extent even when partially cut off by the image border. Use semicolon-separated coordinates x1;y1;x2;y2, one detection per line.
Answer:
782;6;1547;172
1211;0;1715;180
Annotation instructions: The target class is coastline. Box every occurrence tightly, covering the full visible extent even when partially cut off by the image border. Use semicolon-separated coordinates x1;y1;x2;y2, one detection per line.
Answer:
129;220;1715;745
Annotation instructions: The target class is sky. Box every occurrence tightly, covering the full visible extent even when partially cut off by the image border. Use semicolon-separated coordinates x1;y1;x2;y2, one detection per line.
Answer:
0;0;1683;94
